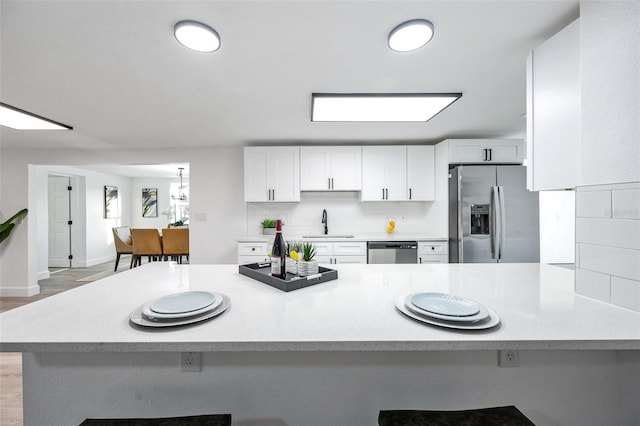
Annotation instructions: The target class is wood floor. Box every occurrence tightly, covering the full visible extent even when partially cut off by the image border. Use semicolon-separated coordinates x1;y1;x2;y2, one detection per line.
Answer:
0;257;132;426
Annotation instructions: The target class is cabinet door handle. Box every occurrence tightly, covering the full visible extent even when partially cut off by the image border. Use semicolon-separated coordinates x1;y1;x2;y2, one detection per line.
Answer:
488;148;492;161
272;189;275;200
409;188;412;200
385;188;389;200
483;149;487;161
382;188;385;200
419;257;422;264
328;178;331;190
331;178;334;189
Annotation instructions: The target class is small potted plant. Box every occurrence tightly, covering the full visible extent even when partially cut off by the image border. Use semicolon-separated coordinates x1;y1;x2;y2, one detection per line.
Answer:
261;219;283;235
297;242;319;276
286;241;302;275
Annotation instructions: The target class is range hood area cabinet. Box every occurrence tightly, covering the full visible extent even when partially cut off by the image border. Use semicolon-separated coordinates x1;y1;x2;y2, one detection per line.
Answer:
300;146;362;191
526;18;580;191
244;147;300;202
447;139;524;165
361;145;435;201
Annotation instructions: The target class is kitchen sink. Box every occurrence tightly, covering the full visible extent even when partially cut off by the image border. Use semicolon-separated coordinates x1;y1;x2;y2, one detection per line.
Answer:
302;234;355;239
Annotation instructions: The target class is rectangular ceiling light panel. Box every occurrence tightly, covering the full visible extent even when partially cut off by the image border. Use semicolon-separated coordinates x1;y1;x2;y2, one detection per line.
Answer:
0;102;72;130
311;93;462;122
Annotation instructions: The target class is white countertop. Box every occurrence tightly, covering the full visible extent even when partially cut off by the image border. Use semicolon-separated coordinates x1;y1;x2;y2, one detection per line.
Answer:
237;234;448;242
1;263;638;353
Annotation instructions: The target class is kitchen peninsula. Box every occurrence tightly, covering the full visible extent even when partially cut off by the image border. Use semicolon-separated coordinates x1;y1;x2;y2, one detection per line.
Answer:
1;263;639;425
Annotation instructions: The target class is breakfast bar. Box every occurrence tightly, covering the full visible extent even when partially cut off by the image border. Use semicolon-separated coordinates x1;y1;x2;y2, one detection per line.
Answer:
1;263;639;425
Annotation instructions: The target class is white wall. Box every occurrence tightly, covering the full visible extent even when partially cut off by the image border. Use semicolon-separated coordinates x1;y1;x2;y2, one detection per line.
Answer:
0;146;246;296
574;1;640;319
539;190;575;264
580;1;640;185
130;177;178;229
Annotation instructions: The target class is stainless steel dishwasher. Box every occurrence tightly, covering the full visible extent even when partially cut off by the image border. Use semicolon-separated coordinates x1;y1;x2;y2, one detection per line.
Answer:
367;241;418;264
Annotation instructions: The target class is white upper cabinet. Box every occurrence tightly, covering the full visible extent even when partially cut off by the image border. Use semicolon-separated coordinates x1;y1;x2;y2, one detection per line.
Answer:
407;145;435;201
361;146;407;201
526;19;580;191
244;147;300;202
300;146;362;191
447;139;524;164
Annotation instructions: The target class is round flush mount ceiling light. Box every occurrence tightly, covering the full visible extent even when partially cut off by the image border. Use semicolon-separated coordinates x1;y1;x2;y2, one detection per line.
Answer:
174;20;220;53
388;19;434;52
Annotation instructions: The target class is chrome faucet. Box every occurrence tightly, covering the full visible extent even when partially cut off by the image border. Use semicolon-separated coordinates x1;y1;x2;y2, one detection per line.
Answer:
321;209;328;235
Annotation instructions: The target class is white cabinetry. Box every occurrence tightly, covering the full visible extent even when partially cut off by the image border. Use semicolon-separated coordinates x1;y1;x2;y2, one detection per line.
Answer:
361;146;407;201
417;241;449;264
300;146;362;191
237;241;270;265
407;146;435;201
305;241;367;264
362;145;436;201
447;139;524;164
244;147;300;202
526;19;580;191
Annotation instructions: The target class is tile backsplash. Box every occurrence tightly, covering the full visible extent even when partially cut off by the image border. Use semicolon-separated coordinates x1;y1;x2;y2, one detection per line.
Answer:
246;192;447;238
575;182;640;312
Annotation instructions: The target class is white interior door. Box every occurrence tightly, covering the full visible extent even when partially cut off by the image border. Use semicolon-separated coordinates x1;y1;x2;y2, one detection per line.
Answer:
48;176;71;268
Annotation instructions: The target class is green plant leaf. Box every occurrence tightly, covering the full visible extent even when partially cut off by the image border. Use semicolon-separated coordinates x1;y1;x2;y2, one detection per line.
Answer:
302;242;316;261
0;223;15;244
0;209;28;244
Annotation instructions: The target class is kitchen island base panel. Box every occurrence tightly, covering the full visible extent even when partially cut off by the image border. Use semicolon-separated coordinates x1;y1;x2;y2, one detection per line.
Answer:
23;350;639;426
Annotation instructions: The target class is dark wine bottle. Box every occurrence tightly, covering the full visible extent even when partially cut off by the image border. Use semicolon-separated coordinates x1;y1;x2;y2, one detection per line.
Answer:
270;219;286;278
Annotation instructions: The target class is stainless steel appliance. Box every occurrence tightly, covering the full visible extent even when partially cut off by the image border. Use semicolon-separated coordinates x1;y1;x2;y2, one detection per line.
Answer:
449;165;539;263
367;241;418;264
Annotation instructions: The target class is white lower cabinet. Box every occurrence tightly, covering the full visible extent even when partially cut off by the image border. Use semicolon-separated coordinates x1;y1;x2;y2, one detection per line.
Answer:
418;241;449;264
238;241;367;265
237;242;270;265
304;241;367;265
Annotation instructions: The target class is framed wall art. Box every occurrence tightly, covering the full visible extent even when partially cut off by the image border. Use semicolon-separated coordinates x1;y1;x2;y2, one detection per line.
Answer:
142;187;158;218
104;185;119;219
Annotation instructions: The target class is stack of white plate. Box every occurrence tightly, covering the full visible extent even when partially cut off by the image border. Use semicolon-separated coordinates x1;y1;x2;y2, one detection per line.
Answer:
395;292;500;330
130;291;230;328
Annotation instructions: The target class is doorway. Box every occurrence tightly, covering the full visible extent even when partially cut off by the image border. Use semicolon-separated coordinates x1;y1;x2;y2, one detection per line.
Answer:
48;175;73;268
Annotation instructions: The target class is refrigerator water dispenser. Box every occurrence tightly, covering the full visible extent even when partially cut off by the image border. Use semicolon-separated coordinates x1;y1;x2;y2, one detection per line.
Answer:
470;204;490;235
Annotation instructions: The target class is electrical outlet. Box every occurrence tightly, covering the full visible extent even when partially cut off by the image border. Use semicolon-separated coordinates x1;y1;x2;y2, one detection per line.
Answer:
498;350;520;367
180;352;202;372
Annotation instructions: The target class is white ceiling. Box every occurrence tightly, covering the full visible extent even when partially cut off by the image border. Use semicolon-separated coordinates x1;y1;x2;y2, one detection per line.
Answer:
1;0;579;152
72;163;190;179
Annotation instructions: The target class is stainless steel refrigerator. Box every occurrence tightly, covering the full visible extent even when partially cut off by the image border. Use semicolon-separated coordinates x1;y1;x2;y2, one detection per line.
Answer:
449;165;539;263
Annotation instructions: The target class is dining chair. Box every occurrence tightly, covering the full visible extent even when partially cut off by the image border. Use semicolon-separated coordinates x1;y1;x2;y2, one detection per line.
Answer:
162;227;189;264
130;228;163;268
112;226;133;271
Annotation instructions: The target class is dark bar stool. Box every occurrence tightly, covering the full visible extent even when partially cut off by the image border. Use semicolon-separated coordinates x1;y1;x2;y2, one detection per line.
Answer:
379;405;535;426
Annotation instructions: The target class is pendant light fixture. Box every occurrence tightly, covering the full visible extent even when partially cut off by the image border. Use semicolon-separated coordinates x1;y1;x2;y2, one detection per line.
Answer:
388;19;434;52
176;167;188;201
174;20;220;53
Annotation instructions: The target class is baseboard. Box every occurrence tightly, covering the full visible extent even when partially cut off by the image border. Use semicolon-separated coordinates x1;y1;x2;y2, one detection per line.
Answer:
0;284;41;297
83;255;116;268
38;270;51;280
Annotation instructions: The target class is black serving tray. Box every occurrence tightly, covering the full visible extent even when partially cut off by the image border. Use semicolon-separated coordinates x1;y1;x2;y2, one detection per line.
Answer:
238;262;338;292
